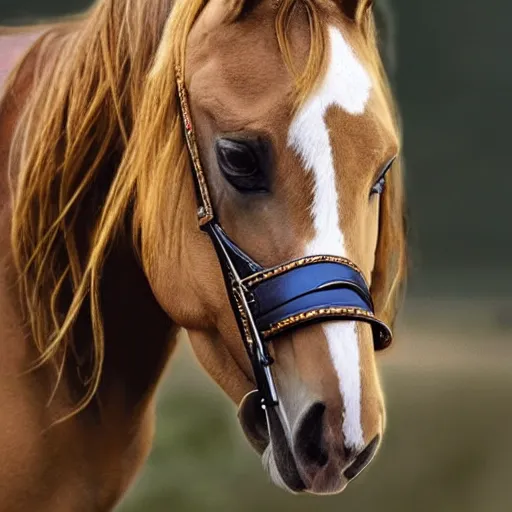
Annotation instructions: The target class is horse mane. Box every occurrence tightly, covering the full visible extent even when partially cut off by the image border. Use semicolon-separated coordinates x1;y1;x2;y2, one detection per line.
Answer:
6;0;405;419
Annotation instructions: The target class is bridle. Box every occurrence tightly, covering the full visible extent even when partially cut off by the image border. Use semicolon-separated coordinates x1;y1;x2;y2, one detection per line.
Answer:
176;67;392;410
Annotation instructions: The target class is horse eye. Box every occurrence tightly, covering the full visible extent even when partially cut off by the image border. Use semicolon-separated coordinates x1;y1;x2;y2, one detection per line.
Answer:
217;139;257;176
215;138;269;193
371;177;386;196
370;158;395;196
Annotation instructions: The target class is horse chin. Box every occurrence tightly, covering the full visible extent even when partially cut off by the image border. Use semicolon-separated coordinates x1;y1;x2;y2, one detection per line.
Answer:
238;390;306;493
262;443;306;494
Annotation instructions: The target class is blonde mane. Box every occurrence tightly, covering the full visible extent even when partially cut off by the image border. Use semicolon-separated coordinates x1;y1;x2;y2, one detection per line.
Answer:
6;0;405;419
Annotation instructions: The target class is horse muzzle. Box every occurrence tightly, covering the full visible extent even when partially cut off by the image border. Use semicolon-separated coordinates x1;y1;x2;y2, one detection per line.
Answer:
238;389;383;494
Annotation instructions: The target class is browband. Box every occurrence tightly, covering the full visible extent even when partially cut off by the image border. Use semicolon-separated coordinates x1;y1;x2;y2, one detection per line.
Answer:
176;67;392;409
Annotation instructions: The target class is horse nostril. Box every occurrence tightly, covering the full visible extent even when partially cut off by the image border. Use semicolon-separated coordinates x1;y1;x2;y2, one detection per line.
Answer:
294;402;328;468
344;435;380;481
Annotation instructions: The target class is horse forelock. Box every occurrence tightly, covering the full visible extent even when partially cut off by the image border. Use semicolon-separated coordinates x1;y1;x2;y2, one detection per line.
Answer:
6;0;405;420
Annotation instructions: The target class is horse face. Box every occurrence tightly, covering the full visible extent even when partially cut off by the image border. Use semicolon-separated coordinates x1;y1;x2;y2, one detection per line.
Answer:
149;0;400;494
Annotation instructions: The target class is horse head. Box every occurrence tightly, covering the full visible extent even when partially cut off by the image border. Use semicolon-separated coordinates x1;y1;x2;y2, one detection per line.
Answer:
134;0;406;494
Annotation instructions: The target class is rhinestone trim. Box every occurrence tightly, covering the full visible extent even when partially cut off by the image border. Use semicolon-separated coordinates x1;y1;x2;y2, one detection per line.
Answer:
231;284;254;349
262;307;377;338
176;66;214;226
243;255;366;288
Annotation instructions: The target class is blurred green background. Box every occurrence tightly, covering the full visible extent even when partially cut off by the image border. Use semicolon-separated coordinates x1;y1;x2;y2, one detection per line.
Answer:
1;1;511;511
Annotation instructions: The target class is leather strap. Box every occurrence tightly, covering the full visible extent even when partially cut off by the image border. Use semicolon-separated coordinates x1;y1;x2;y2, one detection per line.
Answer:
176;66;214;226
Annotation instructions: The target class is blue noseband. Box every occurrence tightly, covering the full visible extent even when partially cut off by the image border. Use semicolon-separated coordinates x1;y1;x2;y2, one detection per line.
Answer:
209;224;392;349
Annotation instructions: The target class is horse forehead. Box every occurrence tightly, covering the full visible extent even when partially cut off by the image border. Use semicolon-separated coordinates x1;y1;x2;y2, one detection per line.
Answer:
320;25;373;115
290;25;397;176
288;25;373;168
189;58;293;132
291;25;373;134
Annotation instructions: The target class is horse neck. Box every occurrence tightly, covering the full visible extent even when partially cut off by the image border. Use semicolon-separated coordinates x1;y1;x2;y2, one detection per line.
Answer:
93;236;176;409
2;24;177;414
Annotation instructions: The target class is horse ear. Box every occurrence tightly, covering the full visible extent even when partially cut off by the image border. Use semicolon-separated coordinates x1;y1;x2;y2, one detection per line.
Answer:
340;0;373;21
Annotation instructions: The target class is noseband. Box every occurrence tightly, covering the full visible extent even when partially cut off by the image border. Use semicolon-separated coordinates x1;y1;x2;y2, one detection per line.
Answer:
176;68;392;409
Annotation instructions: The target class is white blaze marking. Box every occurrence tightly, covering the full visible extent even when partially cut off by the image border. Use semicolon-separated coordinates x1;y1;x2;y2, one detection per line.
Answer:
287;26;372;450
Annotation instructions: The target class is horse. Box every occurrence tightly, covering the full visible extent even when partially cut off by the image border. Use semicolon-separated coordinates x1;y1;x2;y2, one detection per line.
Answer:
0;0;406;509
